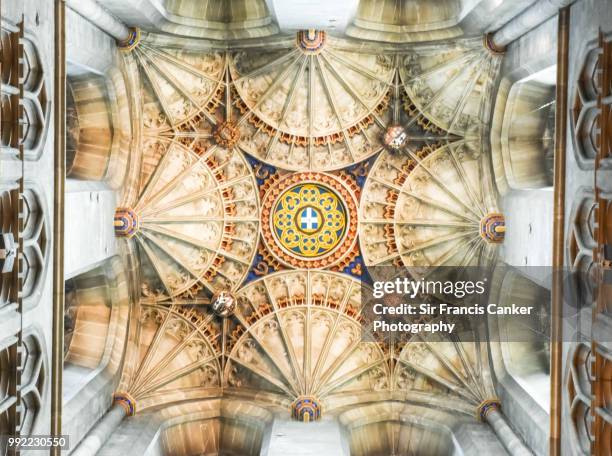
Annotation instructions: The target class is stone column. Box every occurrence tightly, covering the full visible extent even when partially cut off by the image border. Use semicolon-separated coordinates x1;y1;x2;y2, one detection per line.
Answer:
65;0;130;42
67;76;115;182
491;0;576;48
67;68;132;189
71;403;126;456
480;401;533;456
71;392;135;455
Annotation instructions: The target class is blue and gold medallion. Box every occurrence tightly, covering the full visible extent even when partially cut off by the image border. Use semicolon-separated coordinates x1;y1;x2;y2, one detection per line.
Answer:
262;173;358;268
273;183;347;258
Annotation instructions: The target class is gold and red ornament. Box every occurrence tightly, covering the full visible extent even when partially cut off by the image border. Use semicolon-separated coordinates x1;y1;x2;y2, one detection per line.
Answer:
477;398;501;421
114;207;140;238
261;172;358;269
118;27;141;52
291;396;322;422
113;391;137;416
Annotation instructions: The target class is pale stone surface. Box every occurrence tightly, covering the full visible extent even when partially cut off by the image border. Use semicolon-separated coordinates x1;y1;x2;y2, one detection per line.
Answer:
487;8;566;456
66;6;116;75
64;181;117;279
261;418;350;456
451;421;509;455
1;0;56;439
501;189;554;286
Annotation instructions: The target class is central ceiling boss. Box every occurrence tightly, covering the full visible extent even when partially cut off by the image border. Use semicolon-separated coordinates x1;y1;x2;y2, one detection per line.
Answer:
261;172;359;269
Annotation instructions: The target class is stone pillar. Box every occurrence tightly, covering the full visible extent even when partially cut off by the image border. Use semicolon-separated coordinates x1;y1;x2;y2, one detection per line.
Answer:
66;69;132;189
65;0;130;42
497;80;555;190
491;0;576;48
480;401;533;456
67;76;114;182
71;403;126;456
72;392;135;455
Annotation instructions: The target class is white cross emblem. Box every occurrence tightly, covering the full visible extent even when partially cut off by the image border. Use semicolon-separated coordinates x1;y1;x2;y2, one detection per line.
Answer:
300;207;319;230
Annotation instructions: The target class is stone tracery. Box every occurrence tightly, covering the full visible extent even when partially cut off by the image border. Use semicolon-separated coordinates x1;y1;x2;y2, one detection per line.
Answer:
111;30;508;413
125;42;260;302
218;270;504;426
9;0;607;452
114;304;223;413
400;38;501;138
133;43;226;134
129;138;259;301
1;24;51;161
224;271;388;410
229;38;395;170
359;140;500;270
101;26;512;447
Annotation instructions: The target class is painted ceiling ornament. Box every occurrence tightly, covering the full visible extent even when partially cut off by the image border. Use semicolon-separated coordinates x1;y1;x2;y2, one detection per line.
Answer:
114;207;140;238
211;290;237;317
229;38;394;170
118;27;141;52
383;125;409;152
261;172;358;269
291;396;322;422
483;33;506;55
297;29;327;54
113;391;137;416
480;213;506;243
213;121;241;149
477;398;502;421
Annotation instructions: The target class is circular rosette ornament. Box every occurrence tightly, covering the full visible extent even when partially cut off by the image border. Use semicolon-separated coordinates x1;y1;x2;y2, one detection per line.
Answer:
261;172;358;269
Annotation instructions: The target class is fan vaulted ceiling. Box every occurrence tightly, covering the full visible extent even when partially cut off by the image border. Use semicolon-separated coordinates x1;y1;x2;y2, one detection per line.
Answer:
65;22;507;454
108;28;503;416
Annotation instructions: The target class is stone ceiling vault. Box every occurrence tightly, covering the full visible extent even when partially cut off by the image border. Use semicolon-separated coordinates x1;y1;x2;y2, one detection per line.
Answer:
66;25;511;454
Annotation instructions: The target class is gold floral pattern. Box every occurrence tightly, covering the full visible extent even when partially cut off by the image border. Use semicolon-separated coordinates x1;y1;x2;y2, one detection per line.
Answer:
272;183;346;258
261;172;358;269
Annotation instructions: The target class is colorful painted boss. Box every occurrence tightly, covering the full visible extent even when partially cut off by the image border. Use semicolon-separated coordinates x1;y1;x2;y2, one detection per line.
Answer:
211;291;237;318
297;29;327;54
383;125;409;151
480;213;506;243
118;27;141;52
113;391;137;416
477;398;501;421
261;172;358;269
114;207;140;238
291;396;321;422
